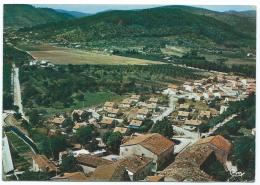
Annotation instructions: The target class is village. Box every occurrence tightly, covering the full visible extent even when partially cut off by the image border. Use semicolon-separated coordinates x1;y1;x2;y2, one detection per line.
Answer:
3;70;255;181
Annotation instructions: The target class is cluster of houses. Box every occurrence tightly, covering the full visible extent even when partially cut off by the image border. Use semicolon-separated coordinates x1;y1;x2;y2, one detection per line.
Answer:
165;74;256;132
30;133;233;181
27;59;55;68
22;73;255;181
31;133;175;181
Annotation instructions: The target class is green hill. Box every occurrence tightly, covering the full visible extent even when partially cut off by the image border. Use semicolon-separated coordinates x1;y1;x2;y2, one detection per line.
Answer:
17;5;255;49
4;4;74;28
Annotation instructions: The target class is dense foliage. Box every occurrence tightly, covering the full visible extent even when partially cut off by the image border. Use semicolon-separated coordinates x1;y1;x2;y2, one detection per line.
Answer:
18;6;255;49
20;64;201;112
151;118;173;138
102;131;123;153
4;4;73;28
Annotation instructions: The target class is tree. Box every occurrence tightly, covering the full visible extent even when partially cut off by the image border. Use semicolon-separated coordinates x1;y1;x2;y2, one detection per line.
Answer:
60;155;82;173
21;119;32;131
107;132;123;153
81;111;92;121
88;138;99;152
40;135;68;159
19;170;49;181
178;98;185;104
14;112;22;120
151;118;173;138
27;109;41;126
75;125;97;146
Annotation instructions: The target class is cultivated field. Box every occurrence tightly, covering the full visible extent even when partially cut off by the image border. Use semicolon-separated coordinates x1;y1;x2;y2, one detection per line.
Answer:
27;44;164;65
225;58;256;66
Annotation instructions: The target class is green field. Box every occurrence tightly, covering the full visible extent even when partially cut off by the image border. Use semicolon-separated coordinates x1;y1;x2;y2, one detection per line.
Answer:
225;58;256;66
6;131;32;170
25;91;125;116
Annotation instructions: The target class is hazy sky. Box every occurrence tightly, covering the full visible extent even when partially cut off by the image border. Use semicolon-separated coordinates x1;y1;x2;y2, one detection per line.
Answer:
34;4;256;14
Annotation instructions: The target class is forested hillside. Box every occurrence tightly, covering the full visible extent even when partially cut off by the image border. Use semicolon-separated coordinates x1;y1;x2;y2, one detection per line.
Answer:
4;4;73;28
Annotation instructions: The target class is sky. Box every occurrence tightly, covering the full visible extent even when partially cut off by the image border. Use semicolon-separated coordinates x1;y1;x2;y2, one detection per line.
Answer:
34;4;256;14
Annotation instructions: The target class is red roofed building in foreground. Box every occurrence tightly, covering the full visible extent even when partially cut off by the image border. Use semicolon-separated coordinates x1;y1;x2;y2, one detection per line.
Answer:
120;133;175;171
195;135;231;164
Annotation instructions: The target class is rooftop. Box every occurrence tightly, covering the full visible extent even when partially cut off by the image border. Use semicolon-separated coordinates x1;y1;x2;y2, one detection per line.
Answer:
32;155;57;172
51;172;88;181
114;127;128;134
76;154;113;168
121;133;174;156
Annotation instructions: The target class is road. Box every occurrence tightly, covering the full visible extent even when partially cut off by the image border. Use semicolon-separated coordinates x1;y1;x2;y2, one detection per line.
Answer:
201;114;237;138
12;64;29;122
149;94;178;132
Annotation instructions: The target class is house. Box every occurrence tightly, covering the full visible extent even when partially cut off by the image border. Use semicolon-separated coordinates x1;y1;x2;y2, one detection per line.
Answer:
71;109;84;120
159;145;213;182
117;155;153;181
130;95;140;102
76;154;113;174
99;117;114;126
49;116;65;127
120;133;175;171
159;135;232;182
32;155;57;173
252;128;256;136
220;105;228;114
177;111;190;121
184;119;202;130
104;101;116;108
114;127;129;135
128;120;143;129
199;111;211;119
146;103;157;111
179;104;190;110
119;98;134;108
195;135;231;164
145;175;164;182
51;172;88;181
88;162;130;181
59;151;69;165
73;122;88;133
136;108;149;120
104;108;121;118
210;108;219;117
148;97;158;104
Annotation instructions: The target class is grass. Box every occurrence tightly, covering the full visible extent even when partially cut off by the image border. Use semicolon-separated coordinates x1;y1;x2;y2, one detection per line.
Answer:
161;46;189;57
75;91;124;107
23;43;164;65
25;91;125;116
225;58;256;66
6;132;31;153
6;131;32;170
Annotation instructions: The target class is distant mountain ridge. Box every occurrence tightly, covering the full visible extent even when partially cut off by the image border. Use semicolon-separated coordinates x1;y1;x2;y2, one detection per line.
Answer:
4;4;74;28
18;5;255;49
54;9;91;17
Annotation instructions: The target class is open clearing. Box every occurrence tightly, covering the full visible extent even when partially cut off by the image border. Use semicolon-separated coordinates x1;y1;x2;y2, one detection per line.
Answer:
27;44;164;65
225;58;256;66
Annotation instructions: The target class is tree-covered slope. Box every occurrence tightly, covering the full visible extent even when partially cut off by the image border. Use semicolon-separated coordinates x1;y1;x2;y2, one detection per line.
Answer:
18;6;255;48
4;4;74;28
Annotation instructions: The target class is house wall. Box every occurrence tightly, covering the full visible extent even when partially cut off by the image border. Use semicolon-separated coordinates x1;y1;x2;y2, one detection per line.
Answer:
120;145;158;171
209;144;229;164
80;165;96;174
132;160;153;181
32;159;40;172
157;145;175;170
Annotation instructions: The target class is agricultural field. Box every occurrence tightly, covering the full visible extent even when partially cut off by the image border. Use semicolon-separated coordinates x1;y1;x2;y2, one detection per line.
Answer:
225;58;256;66
161;46;190;57
6;131;33;170
22;43;164;65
